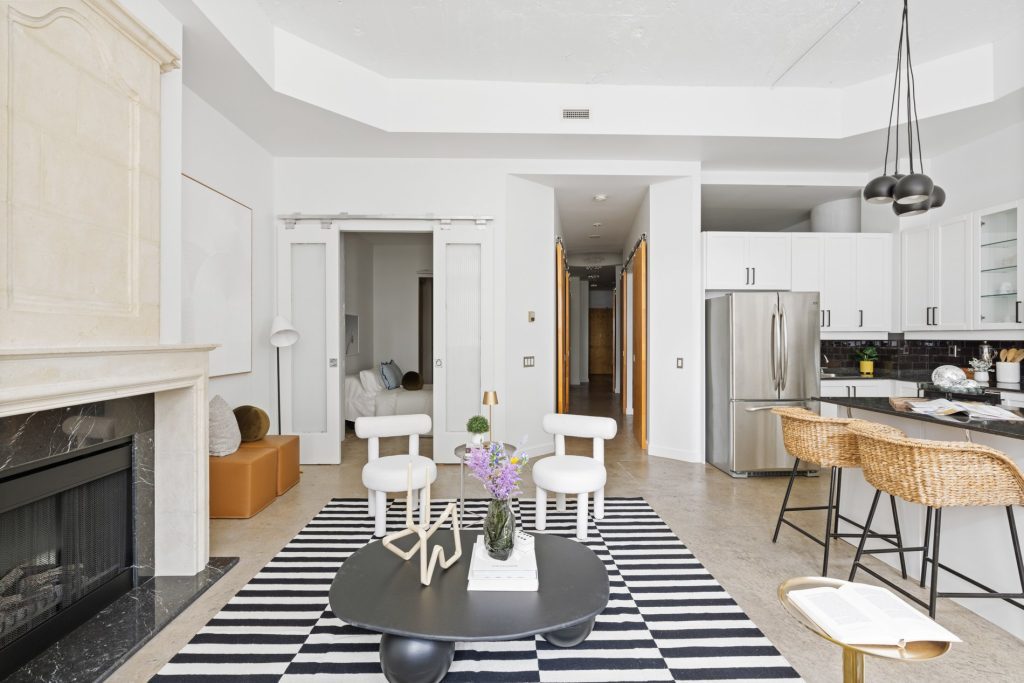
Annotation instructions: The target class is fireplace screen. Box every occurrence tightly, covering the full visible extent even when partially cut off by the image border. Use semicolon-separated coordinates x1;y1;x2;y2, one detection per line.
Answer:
0;440;133;676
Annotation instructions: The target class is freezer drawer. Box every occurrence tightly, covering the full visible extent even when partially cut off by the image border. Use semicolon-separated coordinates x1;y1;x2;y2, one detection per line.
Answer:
725;400;819;476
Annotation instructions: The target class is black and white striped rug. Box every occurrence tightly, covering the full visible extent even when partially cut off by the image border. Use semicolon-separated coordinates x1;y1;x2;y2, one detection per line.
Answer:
153;497;801;682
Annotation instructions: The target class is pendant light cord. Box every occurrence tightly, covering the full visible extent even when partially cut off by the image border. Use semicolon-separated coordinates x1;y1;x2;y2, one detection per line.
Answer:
903;2;915;174
886;10;905;176
904;0;925;173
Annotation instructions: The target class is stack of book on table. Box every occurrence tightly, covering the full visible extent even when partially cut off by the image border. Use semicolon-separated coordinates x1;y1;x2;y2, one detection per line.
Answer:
467;536;538;591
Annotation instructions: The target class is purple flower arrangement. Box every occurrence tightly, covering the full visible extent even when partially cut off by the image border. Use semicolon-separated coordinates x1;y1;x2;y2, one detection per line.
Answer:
466;442;526;500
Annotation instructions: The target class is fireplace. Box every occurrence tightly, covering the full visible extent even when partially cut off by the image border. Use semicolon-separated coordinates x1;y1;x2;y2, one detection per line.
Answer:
0;436;136;679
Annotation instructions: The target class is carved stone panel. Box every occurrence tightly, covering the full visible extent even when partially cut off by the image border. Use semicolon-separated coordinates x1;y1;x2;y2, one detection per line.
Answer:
0;0;179;347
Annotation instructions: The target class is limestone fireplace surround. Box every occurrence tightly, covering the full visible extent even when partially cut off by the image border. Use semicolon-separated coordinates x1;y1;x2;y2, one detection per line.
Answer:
0;344;214;576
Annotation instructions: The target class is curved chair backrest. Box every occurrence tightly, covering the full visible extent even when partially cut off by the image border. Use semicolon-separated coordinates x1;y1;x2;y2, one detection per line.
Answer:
542;413;617;463
355;414;432;461
847;421;1024;508
770;406;861;469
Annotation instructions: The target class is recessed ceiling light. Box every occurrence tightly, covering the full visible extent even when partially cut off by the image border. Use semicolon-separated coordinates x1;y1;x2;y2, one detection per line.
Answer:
588;234;601;239
593;194;608;202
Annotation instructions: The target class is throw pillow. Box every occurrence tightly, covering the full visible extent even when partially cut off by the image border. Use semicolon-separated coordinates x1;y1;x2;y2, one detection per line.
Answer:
380;360;403;390
402;371;423;391
233;405;270;442
209;395;241;456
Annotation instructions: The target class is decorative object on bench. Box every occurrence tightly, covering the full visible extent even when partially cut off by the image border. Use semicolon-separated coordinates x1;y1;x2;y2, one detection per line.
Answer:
269;315;300;434
239;434;300;495
209;395;241;456
466;414;489;447
969;357;992;383
855;346;877;377
401;371;423;391
467;441;527;560
382;465;462;587
209;446;277;518
233;404;270;442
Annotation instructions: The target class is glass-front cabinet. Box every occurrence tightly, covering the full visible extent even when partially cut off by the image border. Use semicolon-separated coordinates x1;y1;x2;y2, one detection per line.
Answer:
974;201;1024;329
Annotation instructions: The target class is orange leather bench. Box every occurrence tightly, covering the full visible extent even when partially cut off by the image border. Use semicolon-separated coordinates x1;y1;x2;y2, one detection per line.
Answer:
209;446;277;519
239;435;300;495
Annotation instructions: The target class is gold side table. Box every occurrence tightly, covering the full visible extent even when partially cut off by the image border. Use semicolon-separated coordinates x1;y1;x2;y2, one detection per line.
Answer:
778;577;951;683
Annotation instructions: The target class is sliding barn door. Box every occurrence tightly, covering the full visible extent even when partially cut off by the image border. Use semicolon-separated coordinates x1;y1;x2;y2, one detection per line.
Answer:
632;239;648;449
620;269;628;414
276;226;342;464
433;226;494;463
555;241;569;413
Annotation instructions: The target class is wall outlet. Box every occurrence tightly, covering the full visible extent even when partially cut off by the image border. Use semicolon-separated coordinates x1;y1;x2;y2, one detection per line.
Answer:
523;356;535;367
676;357;684;369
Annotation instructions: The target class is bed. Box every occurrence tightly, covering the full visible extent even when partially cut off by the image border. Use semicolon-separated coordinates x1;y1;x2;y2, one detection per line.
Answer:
345;369;433;424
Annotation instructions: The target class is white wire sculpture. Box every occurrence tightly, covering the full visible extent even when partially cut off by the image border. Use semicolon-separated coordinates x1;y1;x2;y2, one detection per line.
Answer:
382;464;462;586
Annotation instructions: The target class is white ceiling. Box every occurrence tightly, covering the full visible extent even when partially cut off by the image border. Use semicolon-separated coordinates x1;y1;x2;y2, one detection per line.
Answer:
526;175;662;254
701;184;861;231
254;0;1024;87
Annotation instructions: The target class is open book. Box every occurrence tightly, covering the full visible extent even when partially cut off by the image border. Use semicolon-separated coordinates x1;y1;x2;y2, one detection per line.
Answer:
788;583;961;647
909;398;1023;421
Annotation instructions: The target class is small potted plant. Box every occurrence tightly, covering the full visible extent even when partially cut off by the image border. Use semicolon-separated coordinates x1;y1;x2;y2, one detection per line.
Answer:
466;415;489;446
856;346;878;377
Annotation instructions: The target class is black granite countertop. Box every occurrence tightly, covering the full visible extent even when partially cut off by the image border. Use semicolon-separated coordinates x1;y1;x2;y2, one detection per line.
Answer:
819;396;1024;440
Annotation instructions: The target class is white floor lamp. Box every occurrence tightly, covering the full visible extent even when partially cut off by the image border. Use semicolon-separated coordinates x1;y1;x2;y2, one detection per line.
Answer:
270;315;300;434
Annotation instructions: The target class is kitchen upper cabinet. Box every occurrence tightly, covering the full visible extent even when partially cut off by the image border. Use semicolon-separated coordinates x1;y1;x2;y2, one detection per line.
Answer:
703;233;791;290
790;234;891;333
973;201;1024;330
902;218;971;331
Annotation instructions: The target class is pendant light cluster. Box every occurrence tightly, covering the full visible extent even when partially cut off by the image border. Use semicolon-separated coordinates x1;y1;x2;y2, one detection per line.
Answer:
862;0;945;216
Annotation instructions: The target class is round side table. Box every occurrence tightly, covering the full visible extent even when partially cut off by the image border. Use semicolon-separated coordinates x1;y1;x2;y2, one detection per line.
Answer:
453;442;517;526
778;576;950;682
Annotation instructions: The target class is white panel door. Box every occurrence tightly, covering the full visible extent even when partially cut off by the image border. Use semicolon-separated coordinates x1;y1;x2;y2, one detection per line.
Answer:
934;217;971;330
901;225;932;331
433;226;494;464
746;235;792;290
277;226;341;464
855;234;892;331
822;235;857;330
703;233;748;289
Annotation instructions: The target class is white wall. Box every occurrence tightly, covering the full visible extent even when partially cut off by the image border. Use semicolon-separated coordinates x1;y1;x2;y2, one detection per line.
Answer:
372;238;432;374
810;196;860;232
343;233;374;373
182;87;276;416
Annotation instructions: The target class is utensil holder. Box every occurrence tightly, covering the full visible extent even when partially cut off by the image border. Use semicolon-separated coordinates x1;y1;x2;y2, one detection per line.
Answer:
996;362;1020;383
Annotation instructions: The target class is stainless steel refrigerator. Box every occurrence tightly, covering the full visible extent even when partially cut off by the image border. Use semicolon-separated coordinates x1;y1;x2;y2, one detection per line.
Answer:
706;292;820;477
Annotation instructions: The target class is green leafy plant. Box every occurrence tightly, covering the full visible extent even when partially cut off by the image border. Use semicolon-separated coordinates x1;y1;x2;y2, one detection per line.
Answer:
855;346;878;362
466;415;489;434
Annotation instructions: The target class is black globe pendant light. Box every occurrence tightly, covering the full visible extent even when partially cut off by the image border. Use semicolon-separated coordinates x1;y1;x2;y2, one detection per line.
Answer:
863;0;944;214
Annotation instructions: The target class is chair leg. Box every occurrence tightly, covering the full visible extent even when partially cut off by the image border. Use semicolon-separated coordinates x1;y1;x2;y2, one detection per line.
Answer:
535;487;547;531
928;508;943;619
373;491;387;537
1007;506;1024;594
889;494;908;580
367;489;375;516
920;506;933;588
772;458;801;543
849;489;881;582
822;467;837;577
556;492;566;512
409;488;418;514
833;467;843;538
419;488;429;527
594;488;605;520
576;492;589;541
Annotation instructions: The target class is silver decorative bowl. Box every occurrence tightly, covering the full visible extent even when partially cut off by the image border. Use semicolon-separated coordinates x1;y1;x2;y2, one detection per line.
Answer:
932;364;967;390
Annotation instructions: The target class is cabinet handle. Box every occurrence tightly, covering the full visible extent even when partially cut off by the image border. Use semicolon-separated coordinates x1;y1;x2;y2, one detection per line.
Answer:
1017;301;1021;324
827;309;831;327
745;267;750;285
853;386;858;397
845;386;850;398
821;309;825;327
752;267;756;286
859;309;864;327
933;306;938;326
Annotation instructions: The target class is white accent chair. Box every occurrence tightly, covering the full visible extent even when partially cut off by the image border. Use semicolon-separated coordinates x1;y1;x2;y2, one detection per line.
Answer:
356;414;437;537
533;413;617;540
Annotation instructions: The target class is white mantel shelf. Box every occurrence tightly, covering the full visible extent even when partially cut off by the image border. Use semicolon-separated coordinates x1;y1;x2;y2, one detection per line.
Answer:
0;344;215;576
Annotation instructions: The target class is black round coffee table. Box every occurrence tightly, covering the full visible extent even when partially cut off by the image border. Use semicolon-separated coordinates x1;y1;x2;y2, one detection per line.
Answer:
329;530;609;683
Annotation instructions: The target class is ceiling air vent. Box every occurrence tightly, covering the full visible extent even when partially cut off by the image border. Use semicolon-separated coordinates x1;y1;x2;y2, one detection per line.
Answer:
562;108;590;120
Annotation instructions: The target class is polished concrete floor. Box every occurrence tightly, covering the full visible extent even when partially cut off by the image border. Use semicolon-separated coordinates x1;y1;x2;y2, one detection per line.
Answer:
116;376;1024;682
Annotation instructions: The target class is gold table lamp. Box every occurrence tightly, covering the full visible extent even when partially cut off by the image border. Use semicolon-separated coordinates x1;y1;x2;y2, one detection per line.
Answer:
481;391;498;443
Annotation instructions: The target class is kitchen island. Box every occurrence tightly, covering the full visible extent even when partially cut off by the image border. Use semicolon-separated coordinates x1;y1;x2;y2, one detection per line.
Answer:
819;396;1024;641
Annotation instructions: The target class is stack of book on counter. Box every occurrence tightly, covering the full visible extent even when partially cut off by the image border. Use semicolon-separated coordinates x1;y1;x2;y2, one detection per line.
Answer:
467;535;538;591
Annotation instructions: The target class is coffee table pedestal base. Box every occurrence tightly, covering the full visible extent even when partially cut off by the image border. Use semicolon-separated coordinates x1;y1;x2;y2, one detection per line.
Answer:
379;634;455;683
542;618;596;647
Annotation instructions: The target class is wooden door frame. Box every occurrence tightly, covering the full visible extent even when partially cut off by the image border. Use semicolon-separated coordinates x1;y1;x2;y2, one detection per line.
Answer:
555;241;569;413
631;239;649;450
619;269;628;413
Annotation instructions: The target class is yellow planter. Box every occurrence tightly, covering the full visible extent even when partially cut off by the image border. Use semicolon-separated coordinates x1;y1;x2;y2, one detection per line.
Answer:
859;360;874;377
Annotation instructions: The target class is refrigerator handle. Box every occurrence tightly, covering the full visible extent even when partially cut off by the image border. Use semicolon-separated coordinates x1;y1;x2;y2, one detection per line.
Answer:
770;305;779;390
779;304;789;391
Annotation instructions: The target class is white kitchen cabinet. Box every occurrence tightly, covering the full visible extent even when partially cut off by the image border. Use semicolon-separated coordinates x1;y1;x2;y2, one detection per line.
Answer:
704;233;791;290
901;218;971;331
789;234;891;332
973;200;1024;330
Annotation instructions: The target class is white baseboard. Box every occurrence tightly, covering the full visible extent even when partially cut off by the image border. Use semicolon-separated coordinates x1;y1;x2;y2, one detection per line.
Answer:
647;443;703;463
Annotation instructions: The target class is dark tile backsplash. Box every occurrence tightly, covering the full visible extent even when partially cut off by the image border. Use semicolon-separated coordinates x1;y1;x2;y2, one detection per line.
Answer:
821;338;1024;373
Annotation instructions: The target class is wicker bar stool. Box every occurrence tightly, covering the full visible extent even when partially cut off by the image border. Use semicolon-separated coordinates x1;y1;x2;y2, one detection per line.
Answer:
771;407;908;578
848;421;1024;618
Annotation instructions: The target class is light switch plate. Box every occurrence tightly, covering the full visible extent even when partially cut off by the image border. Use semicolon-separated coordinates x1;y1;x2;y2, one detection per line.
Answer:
523;356;535;367
676;357;684;369
528;311;535;322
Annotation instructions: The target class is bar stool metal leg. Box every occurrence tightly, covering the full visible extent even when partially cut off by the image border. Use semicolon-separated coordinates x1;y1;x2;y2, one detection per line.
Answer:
928;507;943;618
1007;506;1024;594
849;489;882;582
833;467;843;538
822;467;837;577
919;506;933;588
773;458;801;543
889;495;908;580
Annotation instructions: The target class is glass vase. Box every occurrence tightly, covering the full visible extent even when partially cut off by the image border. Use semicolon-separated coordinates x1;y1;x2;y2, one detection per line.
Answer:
484;498;515;561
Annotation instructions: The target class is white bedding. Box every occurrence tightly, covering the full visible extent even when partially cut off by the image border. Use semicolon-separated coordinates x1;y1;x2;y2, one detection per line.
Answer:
344;373;433;423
